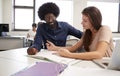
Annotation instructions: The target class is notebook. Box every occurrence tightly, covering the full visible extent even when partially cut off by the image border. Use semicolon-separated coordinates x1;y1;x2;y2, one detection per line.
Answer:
93;39;120;70
11;61;67;76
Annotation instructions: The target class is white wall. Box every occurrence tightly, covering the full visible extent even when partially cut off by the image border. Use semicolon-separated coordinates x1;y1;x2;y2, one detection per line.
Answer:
2;0;13;31
73;0;87;31
1;0;87;36
1;0;28;36
87;0;120;38
0;0;3;23
1;0;120;38
88;0;119;3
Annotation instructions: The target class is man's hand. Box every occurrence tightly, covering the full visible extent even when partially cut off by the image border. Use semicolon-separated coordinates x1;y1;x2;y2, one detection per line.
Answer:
27;48;38;55
46;40;57;51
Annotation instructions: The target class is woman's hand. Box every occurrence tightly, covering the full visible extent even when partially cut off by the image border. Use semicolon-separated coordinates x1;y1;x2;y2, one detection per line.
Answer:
58;48;71;58
46;40;57;51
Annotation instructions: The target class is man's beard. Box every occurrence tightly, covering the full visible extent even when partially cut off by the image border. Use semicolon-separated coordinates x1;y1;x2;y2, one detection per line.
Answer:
47;21;57;29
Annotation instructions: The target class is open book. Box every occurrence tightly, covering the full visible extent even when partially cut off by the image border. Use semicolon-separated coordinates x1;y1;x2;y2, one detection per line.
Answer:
27;49;81;65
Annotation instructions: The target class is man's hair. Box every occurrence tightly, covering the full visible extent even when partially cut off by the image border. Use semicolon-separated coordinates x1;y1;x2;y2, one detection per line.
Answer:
38;2;60;20
32;23;37;28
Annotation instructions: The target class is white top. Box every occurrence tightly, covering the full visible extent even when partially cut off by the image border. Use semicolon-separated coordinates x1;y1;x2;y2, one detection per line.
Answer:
27;29;36;40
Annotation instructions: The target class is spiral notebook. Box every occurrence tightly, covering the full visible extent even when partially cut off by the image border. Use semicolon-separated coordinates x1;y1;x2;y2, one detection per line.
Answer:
12;61;67;76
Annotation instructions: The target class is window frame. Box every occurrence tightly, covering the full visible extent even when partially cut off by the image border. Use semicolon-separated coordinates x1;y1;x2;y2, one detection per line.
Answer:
13;0;73;31
13;0;35;31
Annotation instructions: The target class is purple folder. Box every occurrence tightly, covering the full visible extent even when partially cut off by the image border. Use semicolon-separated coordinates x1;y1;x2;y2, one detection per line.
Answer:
12;62;67;76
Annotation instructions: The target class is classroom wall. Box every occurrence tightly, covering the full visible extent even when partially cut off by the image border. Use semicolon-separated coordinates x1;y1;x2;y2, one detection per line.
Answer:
89;0;119;3
1;0;120;38
2;0;13;32
1;0;87;36
0;0;3;23
73;0;87;31
88;0;120;38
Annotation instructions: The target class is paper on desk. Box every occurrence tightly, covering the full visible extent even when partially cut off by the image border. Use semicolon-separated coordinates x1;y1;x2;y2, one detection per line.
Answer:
59;66;120;76
27;49;81;65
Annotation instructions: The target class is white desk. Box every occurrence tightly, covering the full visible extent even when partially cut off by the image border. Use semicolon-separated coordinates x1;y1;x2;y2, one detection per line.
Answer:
60;66;120;76
0;48;119;76
0;48;43;64
0;48;45;76
0;58;28;76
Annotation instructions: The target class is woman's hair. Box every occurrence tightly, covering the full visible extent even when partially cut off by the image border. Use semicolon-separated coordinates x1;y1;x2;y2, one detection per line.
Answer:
38;2;60;20
82;6;102;51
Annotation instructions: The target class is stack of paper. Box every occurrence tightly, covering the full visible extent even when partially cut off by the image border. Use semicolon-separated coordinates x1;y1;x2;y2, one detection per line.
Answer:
12;61;67;76
27;49;81;65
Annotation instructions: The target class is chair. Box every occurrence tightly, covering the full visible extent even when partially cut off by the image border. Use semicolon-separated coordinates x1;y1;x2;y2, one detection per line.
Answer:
66;39;79;46
25;38;34;47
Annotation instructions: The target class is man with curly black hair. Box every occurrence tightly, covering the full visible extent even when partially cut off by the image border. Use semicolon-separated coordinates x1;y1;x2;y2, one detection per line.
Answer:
27;2;83;55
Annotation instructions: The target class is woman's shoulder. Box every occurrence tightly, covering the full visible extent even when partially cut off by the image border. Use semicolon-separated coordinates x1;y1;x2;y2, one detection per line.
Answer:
100;25;111;31
98;25;112;36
